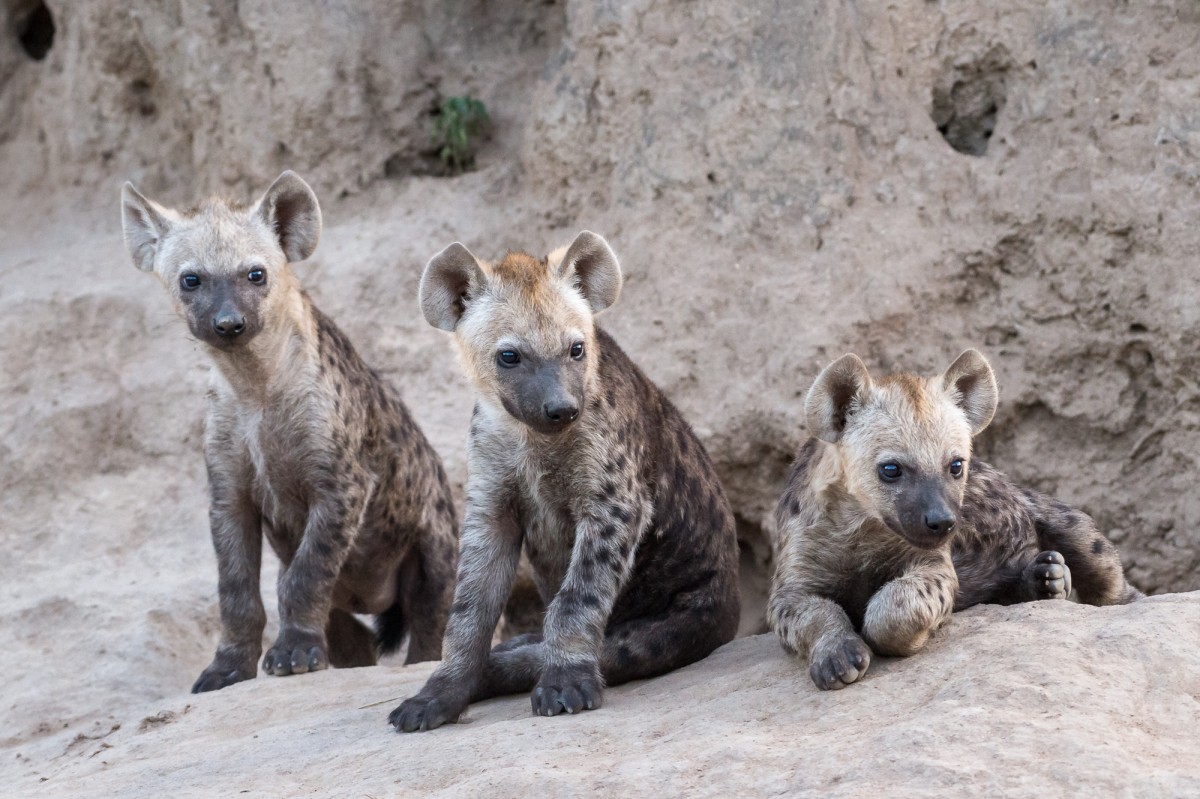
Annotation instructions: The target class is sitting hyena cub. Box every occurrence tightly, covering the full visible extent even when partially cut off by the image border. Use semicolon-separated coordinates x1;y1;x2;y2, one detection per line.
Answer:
120;172;459;692
390;231;741;731
769;349;1142;690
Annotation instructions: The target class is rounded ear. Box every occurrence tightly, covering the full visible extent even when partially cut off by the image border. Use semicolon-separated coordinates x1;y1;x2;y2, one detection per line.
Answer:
121;182;175;272
941;349;998;435
556;230;622;312
805;354;872;443
419;242;486;332
254;171;322;263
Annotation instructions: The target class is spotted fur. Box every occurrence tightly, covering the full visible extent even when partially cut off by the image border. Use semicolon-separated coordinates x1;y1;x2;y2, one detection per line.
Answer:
769;350;1142;691
121;172;459;692
390;231;740;731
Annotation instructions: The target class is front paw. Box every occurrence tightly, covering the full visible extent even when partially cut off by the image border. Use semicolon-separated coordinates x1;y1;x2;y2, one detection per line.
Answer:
532;662;603;717
1026;551;1072;601
263;628;328;676
192;654;257;693
389;688;469;733
809;634;872;691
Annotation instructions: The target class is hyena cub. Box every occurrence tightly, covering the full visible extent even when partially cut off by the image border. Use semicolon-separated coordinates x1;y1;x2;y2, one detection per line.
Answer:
390;231;741;731
769;349;1142;690
120;172;459;692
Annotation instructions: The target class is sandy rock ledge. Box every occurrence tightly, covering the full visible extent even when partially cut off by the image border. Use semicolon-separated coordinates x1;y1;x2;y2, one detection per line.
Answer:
11;593;1200;798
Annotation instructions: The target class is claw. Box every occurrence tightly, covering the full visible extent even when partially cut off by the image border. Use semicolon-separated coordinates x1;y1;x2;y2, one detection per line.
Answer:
531;663;604;718
809;634;872;691
390;693;465;733
1027;551;1072;601
264;631;327;678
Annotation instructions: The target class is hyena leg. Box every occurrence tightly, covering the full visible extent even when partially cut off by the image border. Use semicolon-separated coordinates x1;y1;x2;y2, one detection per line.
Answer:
861;566;957;658
192;477;267;694
493;631;543;653
1029;493;1143;605
768;584;871;691
389;504;523;733
600;580;739;686
265;475;373;678
473;638;545;701
395;515;460;665
534;514;643;717
326;608;377;668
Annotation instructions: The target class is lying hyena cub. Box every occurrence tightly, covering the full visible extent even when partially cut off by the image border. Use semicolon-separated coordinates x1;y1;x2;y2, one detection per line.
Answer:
390;231;741;731
769;349;1142;690
120;172;459;692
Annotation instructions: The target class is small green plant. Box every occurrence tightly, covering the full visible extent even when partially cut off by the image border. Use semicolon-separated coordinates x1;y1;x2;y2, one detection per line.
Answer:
433;96;490;175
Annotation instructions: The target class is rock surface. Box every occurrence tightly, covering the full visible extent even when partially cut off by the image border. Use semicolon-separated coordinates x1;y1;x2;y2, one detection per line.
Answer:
2;0;1199;794
11;595;1200;797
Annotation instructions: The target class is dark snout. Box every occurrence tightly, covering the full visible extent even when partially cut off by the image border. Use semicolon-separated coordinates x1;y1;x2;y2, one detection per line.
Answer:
892;477;959;549
527;371;582;433
187;279;263;350
543;397;579;428
922;506;956;537
213;307;246;339
499;361;585;435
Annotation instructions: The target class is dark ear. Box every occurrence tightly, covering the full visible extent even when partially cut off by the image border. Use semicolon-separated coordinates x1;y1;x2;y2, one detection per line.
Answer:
254;171;322;262
420;242;486;332
121;182;175;272
556;230;622;312
805;354;872;443
941;349;998;435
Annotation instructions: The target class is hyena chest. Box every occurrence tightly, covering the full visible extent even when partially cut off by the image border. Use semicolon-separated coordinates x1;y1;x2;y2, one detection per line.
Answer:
241;409;317;561
518;467;579;604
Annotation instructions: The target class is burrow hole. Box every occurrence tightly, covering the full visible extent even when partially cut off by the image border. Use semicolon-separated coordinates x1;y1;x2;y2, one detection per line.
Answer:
931;49;1012;157
18;1;55;61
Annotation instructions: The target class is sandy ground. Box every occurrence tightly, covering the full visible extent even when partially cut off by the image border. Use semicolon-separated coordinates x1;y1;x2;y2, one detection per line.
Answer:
9;595;1199;797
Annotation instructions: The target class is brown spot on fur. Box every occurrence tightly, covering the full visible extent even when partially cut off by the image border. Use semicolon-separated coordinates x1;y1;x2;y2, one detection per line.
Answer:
878;373;933;421
182;197;250;218
487;252;551;288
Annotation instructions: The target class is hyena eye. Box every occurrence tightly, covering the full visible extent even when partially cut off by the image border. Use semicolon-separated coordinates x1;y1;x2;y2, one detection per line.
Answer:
247;268;266;285
878;462;902;482
497;350;521;367
180;273;201;291
570;342;585;360
949;459;965;478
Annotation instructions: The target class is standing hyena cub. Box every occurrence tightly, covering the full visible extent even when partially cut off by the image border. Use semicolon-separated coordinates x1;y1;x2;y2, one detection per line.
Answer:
390;231;741;731
121;172;459;692
769;349;1142;690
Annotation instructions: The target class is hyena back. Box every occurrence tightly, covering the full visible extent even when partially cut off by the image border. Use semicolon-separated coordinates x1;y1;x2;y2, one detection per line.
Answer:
121;172;459;692
390;231;741;731
769;349;1141;691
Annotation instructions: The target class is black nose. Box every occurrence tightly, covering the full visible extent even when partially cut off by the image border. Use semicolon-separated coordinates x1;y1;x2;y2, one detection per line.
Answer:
544;400;579;426
213;313;246;337
923;512;956;536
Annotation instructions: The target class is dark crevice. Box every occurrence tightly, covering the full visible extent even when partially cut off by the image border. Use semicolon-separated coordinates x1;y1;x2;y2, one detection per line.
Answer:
931;48;1012;157
736;516;772;637
18;1;55;61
